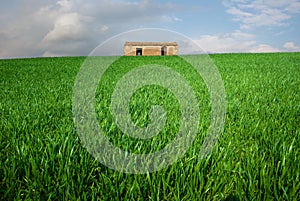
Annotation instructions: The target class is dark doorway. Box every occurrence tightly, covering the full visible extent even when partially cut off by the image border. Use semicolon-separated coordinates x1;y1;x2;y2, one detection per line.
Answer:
161;46;167;56
136;48;142;56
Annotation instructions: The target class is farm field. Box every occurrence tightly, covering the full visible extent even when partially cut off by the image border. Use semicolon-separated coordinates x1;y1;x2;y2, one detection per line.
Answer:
0;53;299;200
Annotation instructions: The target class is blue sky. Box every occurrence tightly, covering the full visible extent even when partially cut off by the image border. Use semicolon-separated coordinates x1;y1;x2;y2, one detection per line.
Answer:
0;0;299;58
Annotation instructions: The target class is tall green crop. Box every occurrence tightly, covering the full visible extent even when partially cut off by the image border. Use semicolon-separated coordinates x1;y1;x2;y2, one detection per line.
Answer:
0;53;299;200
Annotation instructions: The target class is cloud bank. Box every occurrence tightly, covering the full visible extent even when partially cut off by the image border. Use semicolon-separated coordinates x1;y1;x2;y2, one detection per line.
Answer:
0;0;180;58
223;0;300;29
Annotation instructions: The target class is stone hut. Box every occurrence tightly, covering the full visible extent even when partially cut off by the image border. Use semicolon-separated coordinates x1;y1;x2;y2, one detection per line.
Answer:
124;42;178;56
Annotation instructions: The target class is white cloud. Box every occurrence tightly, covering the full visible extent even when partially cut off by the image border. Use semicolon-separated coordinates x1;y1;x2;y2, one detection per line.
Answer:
249;44;280;53
0;0;182;58
227;7;253;18
194;31;281;53
43;13;85;43
194;30;256;53
56;0;73;12
283;42;300;51
160;16;183;23
285;1;300;13
224;0;300;29
100;25;109;32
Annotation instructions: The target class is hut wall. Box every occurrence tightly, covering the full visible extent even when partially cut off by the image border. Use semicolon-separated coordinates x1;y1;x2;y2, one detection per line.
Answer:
124;42;178;56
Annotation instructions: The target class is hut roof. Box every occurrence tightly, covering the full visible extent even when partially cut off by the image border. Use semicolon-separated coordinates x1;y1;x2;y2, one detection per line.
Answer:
124;42;178;46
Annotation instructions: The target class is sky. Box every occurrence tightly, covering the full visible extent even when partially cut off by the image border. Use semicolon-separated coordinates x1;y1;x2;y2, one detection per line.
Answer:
0;0;300;58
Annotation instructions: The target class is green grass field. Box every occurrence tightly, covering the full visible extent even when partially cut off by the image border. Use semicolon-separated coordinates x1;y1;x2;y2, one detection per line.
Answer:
1;53;299;200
